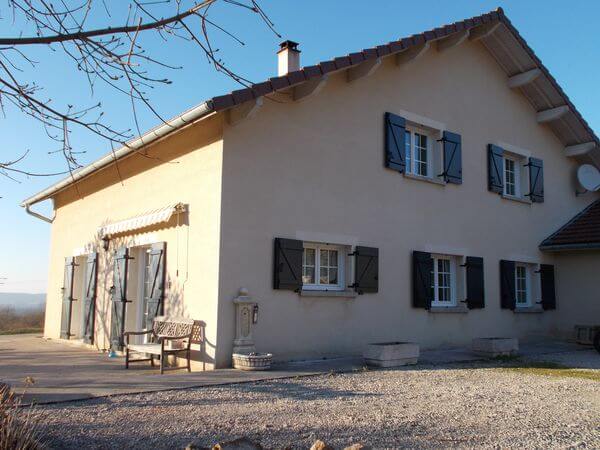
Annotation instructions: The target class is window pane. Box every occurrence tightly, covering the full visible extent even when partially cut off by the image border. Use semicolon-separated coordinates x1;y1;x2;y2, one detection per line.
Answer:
320;267;329;285
302;248;315;284
504;158;516;196
320;249;329;267
329;250;339;267
302;267;315;284
405;130;412;173
329;268;338;285
414;133;428;176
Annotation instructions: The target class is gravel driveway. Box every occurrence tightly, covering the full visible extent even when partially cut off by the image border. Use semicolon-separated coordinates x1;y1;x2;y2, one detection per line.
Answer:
33;355;599;449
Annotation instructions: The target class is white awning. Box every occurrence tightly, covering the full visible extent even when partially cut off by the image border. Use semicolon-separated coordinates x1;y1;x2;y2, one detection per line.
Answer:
99;203;185;236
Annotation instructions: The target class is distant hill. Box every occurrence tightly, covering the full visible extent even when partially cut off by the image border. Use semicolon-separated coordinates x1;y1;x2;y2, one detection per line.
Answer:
0;293;46;311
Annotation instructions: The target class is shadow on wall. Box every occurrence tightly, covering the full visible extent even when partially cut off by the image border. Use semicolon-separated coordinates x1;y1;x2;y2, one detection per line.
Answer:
71;214;215;368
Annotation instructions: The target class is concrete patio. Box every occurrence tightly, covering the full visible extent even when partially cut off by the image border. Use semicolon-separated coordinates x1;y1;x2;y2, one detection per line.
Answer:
0;334;594;405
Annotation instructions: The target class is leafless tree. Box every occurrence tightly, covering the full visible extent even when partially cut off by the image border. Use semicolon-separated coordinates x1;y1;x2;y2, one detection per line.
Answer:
0;0;278;182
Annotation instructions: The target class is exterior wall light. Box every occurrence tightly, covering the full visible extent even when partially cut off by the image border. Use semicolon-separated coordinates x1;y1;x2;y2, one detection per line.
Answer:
102;235;110;251
252;304;259;324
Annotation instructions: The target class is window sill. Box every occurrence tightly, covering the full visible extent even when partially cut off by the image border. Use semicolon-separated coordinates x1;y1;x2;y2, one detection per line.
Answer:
300;289;357;299
501;194;531;205
513;306;543;314
429;305;469;314
403;172;446;186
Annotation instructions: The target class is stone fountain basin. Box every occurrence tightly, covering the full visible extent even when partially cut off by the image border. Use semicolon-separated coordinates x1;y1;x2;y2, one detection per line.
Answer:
232;353;273;371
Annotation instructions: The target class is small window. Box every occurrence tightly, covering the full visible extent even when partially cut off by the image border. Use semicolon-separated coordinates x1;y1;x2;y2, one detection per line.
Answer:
502;154;525;198
405;127;433;178
302;243;345;291
430;254;457;307
515;264;530;307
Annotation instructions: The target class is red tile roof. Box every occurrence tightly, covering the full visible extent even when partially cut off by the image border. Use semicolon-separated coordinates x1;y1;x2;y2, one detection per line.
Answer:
540;199;600;251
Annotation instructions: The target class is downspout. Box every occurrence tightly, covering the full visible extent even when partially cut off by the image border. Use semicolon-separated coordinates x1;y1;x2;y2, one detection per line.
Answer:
25;199;55;223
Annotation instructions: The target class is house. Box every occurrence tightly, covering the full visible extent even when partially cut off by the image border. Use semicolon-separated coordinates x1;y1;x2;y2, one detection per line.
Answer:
22;8;599;370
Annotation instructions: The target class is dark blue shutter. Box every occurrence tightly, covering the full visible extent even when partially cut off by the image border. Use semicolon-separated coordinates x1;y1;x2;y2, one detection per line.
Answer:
441;131;462;184
412;251;432;309
60;257;77;339
540;264;556;310
488;144;504;194
526;157;544;203
82;252;98;344
110;247;130;350
145;242;166;330
500;260;516;310
384;112;406;173
353;246;379;294
273;238;303;291
465;256;484;309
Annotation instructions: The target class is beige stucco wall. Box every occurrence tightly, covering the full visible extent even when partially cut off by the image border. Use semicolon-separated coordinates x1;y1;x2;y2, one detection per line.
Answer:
217;39;598;364
44;115;223;369
553;251;600;338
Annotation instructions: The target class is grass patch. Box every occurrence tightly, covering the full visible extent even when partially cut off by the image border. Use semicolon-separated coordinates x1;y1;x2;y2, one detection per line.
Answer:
503;361;600;382
0;328;42;336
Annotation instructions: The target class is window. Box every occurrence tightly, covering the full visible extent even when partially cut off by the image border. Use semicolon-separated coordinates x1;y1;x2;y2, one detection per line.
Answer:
430;255;457;306
503;154;523;198
515;264;530;307
302;243;344;291
405;127;433;177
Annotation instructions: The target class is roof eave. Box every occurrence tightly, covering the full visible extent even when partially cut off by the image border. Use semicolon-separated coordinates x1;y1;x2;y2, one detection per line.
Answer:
539;242;600;252
21;100;215;208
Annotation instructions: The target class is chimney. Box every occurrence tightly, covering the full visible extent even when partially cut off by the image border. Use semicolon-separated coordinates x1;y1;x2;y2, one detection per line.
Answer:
277;40;300;76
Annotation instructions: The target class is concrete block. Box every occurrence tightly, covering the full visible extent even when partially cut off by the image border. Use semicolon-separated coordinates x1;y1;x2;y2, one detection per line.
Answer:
363;342;419;367
472;337;519;357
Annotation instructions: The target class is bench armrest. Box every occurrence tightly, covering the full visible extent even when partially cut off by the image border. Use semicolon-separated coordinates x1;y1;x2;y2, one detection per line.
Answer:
124;330;154;336
124;329;153;345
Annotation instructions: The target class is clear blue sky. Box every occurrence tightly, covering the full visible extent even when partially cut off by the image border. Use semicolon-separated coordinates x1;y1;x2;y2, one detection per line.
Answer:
0;0;598;293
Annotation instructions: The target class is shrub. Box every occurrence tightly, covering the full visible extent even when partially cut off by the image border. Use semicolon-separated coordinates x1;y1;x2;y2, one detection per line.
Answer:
0;384;44;450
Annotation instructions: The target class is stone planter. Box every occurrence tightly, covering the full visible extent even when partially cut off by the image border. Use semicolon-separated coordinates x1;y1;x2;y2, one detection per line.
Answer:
232;353;273;371
472;337;518;357
363;342;419;367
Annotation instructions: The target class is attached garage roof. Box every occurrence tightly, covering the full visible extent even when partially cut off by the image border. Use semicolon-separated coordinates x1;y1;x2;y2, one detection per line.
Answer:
22;7;599;208
540;199;600;251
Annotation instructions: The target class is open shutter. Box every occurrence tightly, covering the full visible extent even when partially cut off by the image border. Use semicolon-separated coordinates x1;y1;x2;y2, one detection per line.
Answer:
353;246;379;294
526;157;544;203
145;242;166;330
441;131;462;184
82;252;98;344
540;264;556;310
488;144;504;194
412;251;432;309
110;247;130;350
60;257;77;339
384;112;406;173
500;260;516;310
273;238;303;291
465;256;485;309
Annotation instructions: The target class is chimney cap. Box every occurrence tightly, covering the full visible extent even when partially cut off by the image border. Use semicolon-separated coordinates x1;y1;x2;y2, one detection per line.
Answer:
278;40;300;53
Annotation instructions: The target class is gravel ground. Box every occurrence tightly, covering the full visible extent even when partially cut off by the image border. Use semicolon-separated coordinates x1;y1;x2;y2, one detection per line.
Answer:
33;356;600;449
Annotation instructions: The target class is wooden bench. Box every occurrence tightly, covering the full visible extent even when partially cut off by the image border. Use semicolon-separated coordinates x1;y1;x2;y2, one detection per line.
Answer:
124;316;195;374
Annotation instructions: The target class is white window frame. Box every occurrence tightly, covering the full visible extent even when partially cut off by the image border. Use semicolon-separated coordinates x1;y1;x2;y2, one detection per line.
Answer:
515;263;531;307
502;154;522;198
430;254;457;307
302;243;345;291
405;126;434;178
